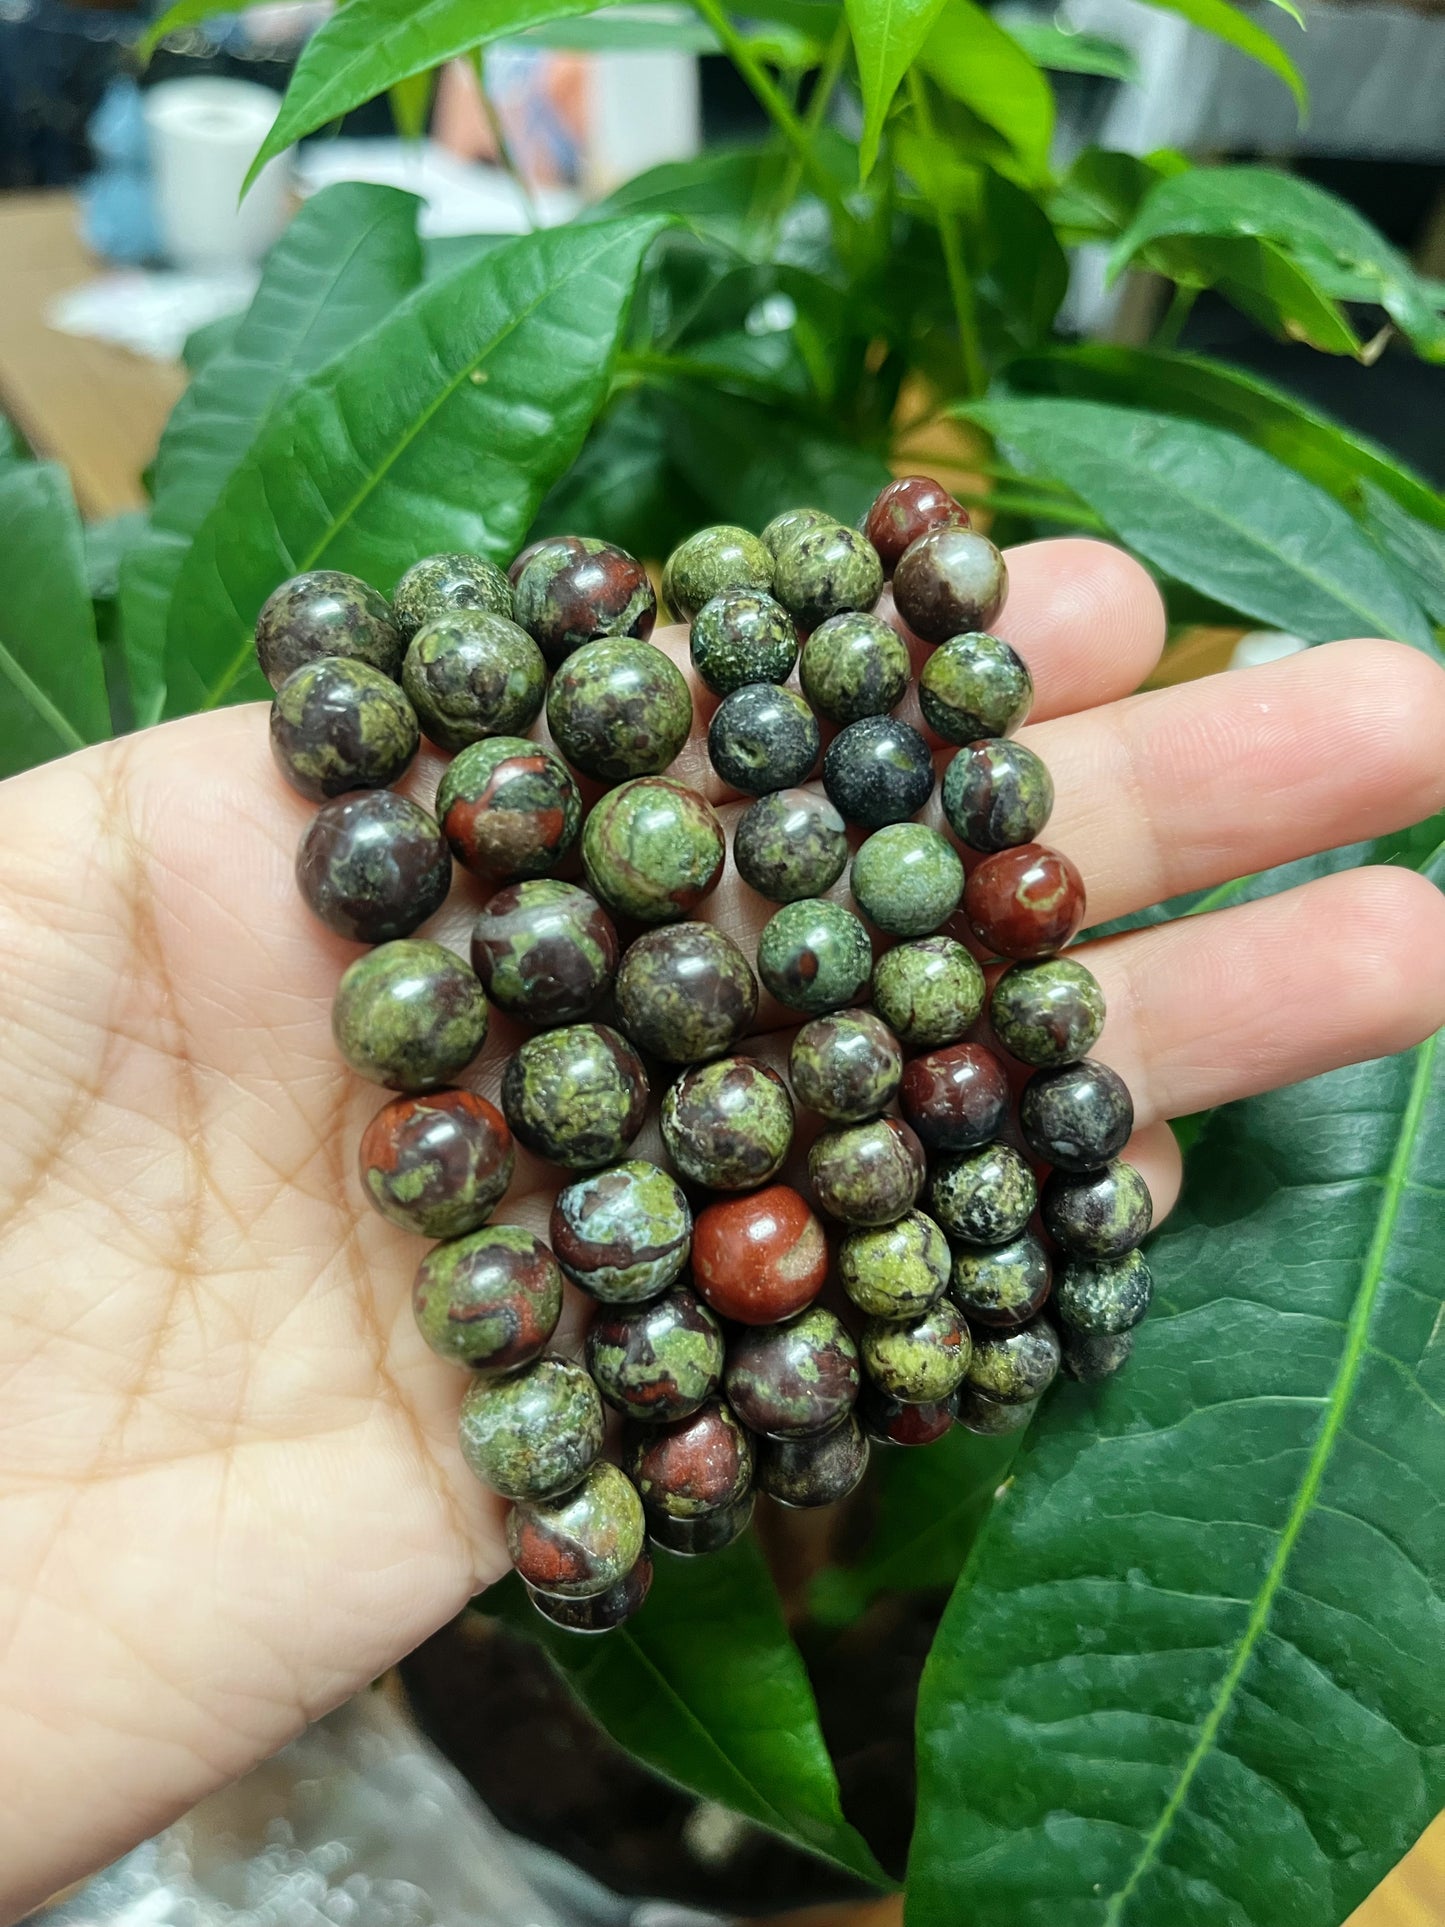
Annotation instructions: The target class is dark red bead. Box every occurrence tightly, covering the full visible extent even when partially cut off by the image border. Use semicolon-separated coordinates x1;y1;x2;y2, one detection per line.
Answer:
964;844;1086;960
864;476;970;575
692;1184;828;1324
900;1043;1010;1152
858;1378;957;1446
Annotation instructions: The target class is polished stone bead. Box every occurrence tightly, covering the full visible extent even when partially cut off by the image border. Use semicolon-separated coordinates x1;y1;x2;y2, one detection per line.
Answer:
256;569;403;689
271;657;418;801
508;1459;646;1598
949;1231;1052;1328
663;526;774;621
1042;1161;1152;1259
459;1352;603;1500
412;1223;560;1372
708;682;819;795
809;1115;925;1227
615;923;758;1064
550;1158;691;1302
755;1413;869;1508
1055;1248;1153;1335
690;589;799;696
692;1185;828;1323
799;611;910;723
758;899;873;1016
893;527;1007;644
546;637;692;782
512;537;655;668
508;533;590;588
773;522;883;630
647;1490;755;1554
470;880;618;1026
296;791;450;943
823;715;935;830
870;935;986;1049
1020;1059;1134;1171
861;1298;971;1403
900;1042;1010;1152
502;1023;649;1171
527;1548;653;1631
927;1142;1037;1246
964;1317;1061;1405
964;843;1086;960
917;631;1032;743
789;1009;903;1122
1060;1326;1135;1383
733;789;849;904
989;956;1105;1068
360;1088;513;1238
858;1379;958;1445
436;736;581;882
624;1398;754;1518
586;1285;725;1422
942;739;1054;853
332;939;488;1092
581;777;726;925
850;823;964;938
725;1305;860;1439
401;609;546;751
393;551;513;636
864;476;969;575
760;507;836;557
955;1386;1038;1435
661;1056;794;1192
838;1209;950;1321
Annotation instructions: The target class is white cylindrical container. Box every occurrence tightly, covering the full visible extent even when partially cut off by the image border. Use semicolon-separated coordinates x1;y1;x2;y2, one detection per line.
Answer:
143;77;292;271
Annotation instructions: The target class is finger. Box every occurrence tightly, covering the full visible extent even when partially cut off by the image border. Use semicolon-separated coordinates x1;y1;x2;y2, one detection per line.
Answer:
1122;1121;1183;1226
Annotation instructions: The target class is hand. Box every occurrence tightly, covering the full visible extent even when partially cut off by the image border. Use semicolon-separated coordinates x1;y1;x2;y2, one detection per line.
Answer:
2;538;1443;1919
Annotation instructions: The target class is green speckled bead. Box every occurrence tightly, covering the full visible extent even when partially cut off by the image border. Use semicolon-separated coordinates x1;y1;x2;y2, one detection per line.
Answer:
809;1115;925;1226
255;569;403;689
823;716;934;829
733;790;849;904
789;1010;902;1122
512;538;655;668
850;823;964;938
773;522;883;630
870;936;986;1049
470;880;618;1027
502;1023;649;1170
989;956;1105;1068
861;1298;971;1403
586;1286;724;1422
436;736;581;882
1021;1060;1134;1172
661;1056;795;1192
707;682;819;795
757;899;873;1015
928;1142;1037;1246
412;1224;561;1372
1061;1327;1134;1383
581;778;726;925
625;1398;754;1519
918;632;1032;744
1055;1248;1153;1335
663;526;774;621
1041;1161;1152;1259
616;923;758;1064
760;507;837;557
332;939;488;1092
839;1209;950;1320
956;1386;1038;1435
393;552;513;636
725;1305;859;1439
648;1490;755;1555
550;1158;691;1302
546;638;692;782
401;610;546;751
459;1352;603;1501
270;657;419;801
942;739;1054;853
964;1318;1060;1405
755;1413;868;1509
507;1459;646;1598
690;590;799;696
526;1549;653;1631
950;1231;1052;1329
799;611;909;723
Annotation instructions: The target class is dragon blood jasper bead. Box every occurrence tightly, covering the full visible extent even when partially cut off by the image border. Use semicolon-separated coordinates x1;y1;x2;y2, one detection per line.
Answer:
859;1379;957;1446
470;880;618;1027
615;923;757;1064
296;792;451;944
838;1209;950;1320
502;1023;648;1170
990;955;1105;1068
789;1009;903;1122
270;658;419;801
624;1398;754;1519
412;1224;561;1372
1055;1247;1153;1336
850;823;964;938
661;1056;794;1192
255;569;403;688
512;537;655;668
508;533;588;587
733;789;848;904
393;552;513;635
956;1386;1038;1435
359;1088;513;1238
527;1549;653;1631
724;1306;860;1439
927;1142;1037;1246
892;527;1007;644
707;683;819;795
692;1184;828;1323
773;522;883;630
799;612;910;723
1061;1327;1134;1384
809;1115;926;1227
864;475;969;575
917;632;1032;744
760;506;836;557
943;740;1054;853
458;1353;603;1500
508;1460;646;1598
755;1413;869;1509
401;610;546;751
950;1231;1052;1328
648;1490;754;1555
823;716;934;829
965;844;1086;960
964;1317;1061;1405
663;526;774;621
436;737;581;882
1042;1161;1152;1259
757;899;873;1016
547;638;692;782
690;589;799;697
871;935;985;1049
332;940;488;1092
900;1042;1010;1153
581;778;725;925
550;1158;691;1303
1020;1060;1134;1171
861;1298;971;1404
586;1286;724;1422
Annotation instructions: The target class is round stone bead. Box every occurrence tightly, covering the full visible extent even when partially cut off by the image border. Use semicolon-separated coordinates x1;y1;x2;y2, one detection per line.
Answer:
1060;1327;1134;1384
512;537;656;668
581;778;725;925
917;632;1032;744
459;1353;603;1501
892;527;1007;644
773;522;883;630
927;1143;1037;1246
789;1010;903;1123
661;1057;794;1192
256;569;403;689
850;823;963;938
502;1023;649;1171
663;526;773;621
360;1088;513;1238
508;533;589;588
864;476;969;574
1055;1247;1153;1336
507;1459;646;1598
838;1209;950;1320
470;880;618;1026
707;683;819;795
412;1223;560;1372
808;1115;925;1227
332;939;488;1092
760;506;836;558
692;1185;828;1324
270;657;418;801
550;1159;691;1303
1042;1161;1152;1259
615;923;758;1064
900;1043;1009;1153
964;844;1086;960
870;935;985;1050
942;739;1054;853
956;1386;1038;1436
861;1299;971;1404
586;1285;725;1423
990;956;1105;1068
392;552;513;636
950;1231;1052;1329
296;791;450;944
690;589;799;696
733;789;849;904
799;612;909;723
546;638;692;783
823;716;934;830
436;737;581;882
858;1380;957;1446
755;1414;869;1509
1020;1059;1134;1172
725;1306;860;1440
527;1549;653;1632
647;1490;754;1555
757;899;873;1015
401;610;546;751
624;1398;753;1519
964;1318;1060;1405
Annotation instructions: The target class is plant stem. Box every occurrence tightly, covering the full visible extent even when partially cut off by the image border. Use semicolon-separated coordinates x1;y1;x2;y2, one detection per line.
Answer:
470;49;540;231
761;10;851;239
1153;282;1198;350
905;69;985;399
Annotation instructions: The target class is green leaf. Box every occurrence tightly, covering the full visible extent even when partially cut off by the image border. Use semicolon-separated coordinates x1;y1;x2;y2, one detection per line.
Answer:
164;215;664;716
661;383;891;527
967;397;1436;651
591;143;782;253
122;183;422;725
388;65;436;137
1155;233;1362;357
520;9;720;49
1359;485;1445;625
919;0;1055;183
971;171;1069;359
1133;0;1305;109
846;0;950;179
530;387;707;558
482;1538;890;1886
0;463;111;773
1004;21;1138;81
1048;145;1189;243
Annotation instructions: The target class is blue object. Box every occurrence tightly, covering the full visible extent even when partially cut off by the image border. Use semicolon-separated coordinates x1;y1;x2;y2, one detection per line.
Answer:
79;78;161;263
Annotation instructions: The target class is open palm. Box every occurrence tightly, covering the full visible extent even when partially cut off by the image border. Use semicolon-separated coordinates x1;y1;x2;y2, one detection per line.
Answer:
3;537;1443;1920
